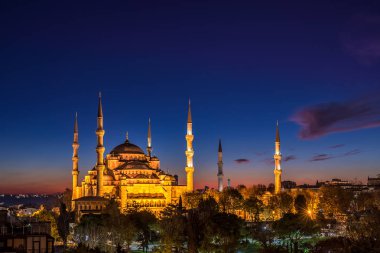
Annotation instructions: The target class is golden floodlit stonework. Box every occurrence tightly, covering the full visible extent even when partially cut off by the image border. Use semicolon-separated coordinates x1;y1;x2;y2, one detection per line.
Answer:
71;94;193;217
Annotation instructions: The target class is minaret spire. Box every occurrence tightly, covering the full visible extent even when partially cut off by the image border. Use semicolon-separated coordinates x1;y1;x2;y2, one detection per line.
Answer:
98;92;103;118
147;117;152;157
217;139;224;192
74;112;78;134
276;120;280;142
72;112;80;208
274;120;282;194
96;93;105;196
185;99;195;191
187;99;192;124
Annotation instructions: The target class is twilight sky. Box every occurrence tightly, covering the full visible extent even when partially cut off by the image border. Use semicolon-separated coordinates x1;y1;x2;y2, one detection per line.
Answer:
1;1;380;193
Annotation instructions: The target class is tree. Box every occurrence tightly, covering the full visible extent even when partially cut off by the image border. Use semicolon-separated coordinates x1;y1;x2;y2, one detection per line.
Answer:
263;196;279;221
101;199;127;252
74;214;106;250
242;196;264;222
277;192;293;216
57;203;70;250
274;213;319;253
236;184;252;199
119;214;138;252
187;197;219;253
346;200;380;252
207;212;243;253
249;222;286;253
158;203;186;252
126;209;157;252
256;184;267;195
294;195;306;214
61;188;73;212
313;237;350;253
267;183;275;193
219;188;243;213
33;205;60;240
318;186;353;219
183;191;203;209
74;200;139;252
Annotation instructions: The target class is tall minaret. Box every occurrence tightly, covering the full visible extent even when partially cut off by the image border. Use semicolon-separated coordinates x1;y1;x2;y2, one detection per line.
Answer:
72;112;79;202
217;139;224;192
147;117;152;157
96;93;105;196
185;100;194;192
273;121;282;194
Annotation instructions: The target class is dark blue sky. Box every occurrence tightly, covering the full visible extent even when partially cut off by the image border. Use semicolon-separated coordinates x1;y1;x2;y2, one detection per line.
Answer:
1;1;380;193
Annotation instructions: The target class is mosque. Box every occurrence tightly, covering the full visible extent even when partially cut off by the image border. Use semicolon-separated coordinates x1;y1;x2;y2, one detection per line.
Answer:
70;94;282;217
71;94;194;217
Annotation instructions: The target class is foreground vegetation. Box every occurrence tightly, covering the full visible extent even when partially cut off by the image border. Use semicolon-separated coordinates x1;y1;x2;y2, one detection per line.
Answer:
34;185;380;252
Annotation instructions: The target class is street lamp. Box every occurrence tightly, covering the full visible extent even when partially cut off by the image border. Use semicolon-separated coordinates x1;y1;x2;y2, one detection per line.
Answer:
307;209;312;219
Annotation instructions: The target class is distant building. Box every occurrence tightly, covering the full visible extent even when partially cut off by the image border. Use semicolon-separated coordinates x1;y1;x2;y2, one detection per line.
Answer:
296;183;320;190
0;210;54;253
319;178;369;192
368;174;380;188
282;180;297;189
17;208;38;217
324;178;351;187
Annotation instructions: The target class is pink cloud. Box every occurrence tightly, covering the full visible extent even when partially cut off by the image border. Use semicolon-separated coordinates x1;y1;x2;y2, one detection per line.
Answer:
310;154;335;162
284;155;296;162
290;94;380;139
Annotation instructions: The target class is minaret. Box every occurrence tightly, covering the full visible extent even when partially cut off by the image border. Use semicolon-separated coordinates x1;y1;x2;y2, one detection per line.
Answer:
96;93;105;196
273;121;282;194
185;99;194;192
147;118;152;157
72;112;79;202
217;139;224;192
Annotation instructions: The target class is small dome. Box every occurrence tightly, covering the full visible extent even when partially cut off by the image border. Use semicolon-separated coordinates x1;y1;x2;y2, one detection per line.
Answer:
103;174;114;181
111;140;145;155
103;170;115;181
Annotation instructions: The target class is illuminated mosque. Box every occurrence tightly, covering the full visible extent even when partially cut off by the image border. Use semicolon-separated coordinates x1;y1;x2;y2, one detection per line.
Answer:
70;94;282;217
71;94;194;216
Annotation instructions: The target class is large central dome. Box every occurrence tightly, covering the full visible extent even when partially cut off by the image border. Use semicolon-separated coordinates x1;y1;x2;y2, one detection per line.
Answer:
111;140;145;155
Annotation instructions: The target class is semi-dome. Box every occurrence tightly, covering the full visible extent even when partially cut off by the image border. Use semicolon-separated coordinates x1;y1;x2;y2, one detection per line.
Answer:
103;170;115;181
111;140;145;155
103;174;114;181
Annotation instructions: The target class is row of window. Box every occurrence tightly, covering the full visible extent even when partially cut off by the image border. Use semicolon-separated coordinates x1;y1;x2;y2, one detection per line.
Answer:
78;205;103;210
126;201;166;208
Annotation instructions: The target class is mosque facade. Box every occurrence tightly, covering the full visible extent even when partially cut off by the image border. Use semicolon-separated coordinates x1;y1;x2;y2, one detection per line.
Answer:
71;95;194;216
